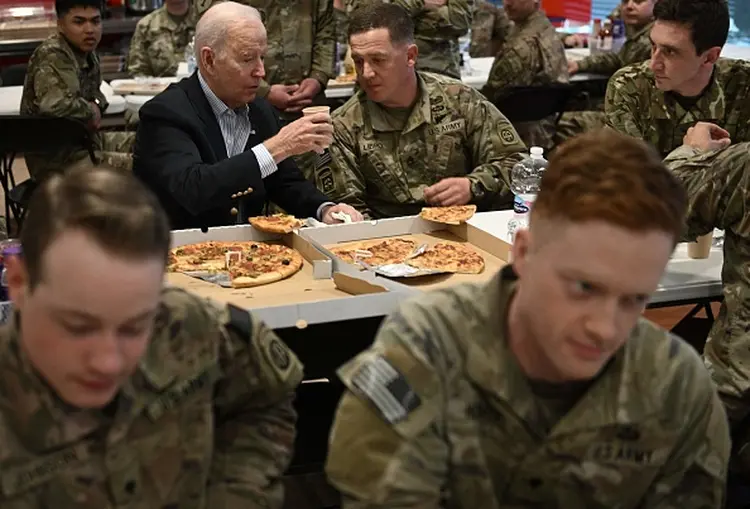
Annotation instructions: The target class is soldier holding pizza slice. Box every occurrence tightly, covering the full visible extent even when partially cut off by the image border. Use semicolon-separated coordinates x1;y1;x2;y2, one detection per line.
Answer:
315;3;527;220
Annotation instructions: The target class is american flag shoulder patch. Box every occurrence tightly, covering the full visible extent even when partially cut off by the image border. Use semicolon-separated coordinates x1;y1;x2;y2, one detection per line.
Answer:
314;150;333;171
351;355;422;424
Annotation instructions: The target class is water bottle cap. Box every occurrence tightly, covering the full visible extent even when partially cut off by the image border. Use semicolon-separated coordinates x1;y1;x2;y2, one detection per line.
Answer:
530;146;544;157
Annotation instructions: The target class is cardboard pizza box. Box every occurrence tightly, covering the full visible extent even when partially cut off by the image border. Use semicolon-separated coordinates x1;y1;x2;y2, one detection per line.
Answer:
167;224;415;329
299;216;512;293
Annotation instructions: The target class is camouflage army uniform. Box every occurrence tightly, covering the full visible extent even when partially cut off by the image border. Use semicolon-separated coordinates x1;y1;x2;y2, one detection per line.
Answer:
20;33;135;181
326;265;731;508
0;287;303;508
316;71;526;218
197;0;336;101
480;9;568;150
127;5;196;77
663;144;750;442
555;21;653;144
606;58;750;157
345;0;473;79
469;0;510;58
335;7;348;46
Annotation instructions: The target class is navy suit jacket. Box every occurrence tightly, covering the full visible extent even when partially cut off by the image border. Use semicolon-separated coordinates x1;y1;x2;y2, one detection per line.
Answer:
132;73;329;230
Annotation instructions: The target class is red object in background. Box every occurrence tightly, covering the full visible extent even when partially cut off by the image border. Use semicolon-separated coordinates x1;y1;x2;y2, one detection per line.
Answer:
542;0;592;23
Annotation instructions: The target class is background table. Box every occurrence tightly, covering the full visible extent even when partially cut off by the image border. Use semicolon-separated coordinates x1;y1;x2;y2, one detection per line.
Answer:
468;210;723;307
0;82;127;116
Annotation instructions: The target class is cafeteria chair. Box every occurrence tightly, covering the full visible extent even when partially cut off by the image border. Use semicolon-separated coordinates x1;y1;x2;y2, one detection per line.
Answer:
493;83;573;126
0;115;96;236
0;64;28;87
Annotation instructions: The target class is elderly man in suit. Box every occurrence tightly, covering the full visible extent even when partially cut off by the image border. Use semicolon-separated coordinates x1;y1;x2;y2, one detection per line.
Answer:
132;1;362;230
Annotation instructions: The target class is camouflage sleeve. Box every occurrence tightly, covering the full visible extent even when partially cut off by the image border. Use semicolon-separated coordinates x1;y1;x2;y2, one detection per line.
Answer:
326;307;450;508
92;55;109;113
480;37;539;103
463;86;526;197
635;367;729;507
576;50;623;75
207;303;304;508
395;0;472;37
257;79;271;99
127;20;152;77
335;8;348;45
314;116;373;217
664;144;750;423
311;0;336;86
30;47;96;121
604;67;647;139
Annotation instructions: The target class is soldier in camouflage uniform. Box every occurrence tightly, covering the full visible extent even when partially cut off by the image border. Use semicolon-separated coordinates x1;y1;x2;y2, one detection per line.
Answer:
326;129;730;508
345;0;473;80
555;0;654;145
335;0;348;46
480;0;567;150
606;0;750;157
662;125;750;496
469;0;510;58
0;166;302;507
317;3;525;218
20;0;135;181
127;0;197;77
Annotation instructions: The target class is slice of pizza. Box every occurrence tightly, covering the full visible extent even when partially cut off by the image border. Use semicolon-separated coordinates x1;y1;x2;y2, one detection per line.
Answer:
227;243;304;288
249;214;305;234
331;238;418;267
406;242;485;274
420;205;477;225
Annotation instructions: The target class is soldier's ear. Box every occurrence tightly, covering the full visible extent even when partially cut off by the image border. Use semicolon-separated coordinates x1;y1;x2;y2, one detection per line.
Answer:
406;43;418;68
703;46;721;66
5;254;29;310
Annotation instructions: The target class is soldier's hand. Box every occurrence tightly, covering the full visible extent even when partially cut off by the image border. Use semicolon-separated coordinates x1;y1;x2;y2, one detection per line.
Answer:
567;60;579;75
423;177;472;207
424;0;447;8
321;203;364;224
286;78;322;112
268;84;300;111
684;122;731;152
88;101;102;130
263;112;333;161
564;34;586;48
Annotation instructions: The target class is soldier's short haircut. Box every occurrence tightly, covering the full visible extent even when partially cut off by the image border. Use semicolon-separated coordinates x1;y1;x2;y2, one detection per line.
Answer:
21;167;171;290
348;2;415;45
55;0;101;17
532;130;687;243
653;0;729;54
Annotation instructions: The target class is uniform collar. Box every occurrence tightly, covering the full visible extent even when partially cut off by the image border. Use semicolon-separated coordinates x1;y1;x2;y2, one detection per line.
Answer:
656;67;725;122
365;72;433;134
512;9;549;34
465;266;660;435
629;21;653;41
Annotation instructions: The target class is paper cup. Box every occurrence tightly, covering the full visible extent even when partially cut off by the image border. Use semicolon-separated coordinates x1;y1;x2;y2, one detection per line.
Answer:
687;232;713;259
302;106;330;116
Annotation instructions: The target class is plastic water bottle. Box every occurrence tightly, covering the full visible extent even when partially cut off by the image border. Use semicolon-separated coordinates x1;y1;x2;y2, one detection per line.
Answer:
507;146;547;242
185;36;197;75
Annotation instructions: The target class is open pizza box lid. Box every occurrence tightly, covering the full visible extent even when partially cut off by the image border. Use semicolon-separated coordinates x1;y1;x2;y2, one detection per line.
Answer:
299;215;512;293
166;224;417;329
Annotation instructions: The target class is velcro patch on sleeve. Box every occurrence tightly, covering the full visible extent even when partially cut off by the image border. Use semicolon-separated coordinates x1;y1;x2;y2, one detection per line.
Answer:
351;355;421;424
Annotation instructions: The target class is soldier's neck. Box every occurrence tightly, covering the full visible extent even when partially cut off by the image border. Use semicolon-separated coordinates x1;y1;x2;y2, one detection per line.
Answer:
379;71;418;109
672;65;715;98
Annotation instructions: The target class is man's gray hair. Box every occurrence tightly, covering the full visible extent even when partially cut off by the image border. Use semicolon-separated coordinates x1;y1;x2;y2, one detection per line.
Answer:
195;1;263;58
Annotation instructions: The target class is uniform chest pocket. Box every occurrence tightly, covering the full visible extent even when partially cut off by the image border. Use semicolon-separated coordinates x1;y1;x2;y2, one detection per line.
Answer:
549;431;675;508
